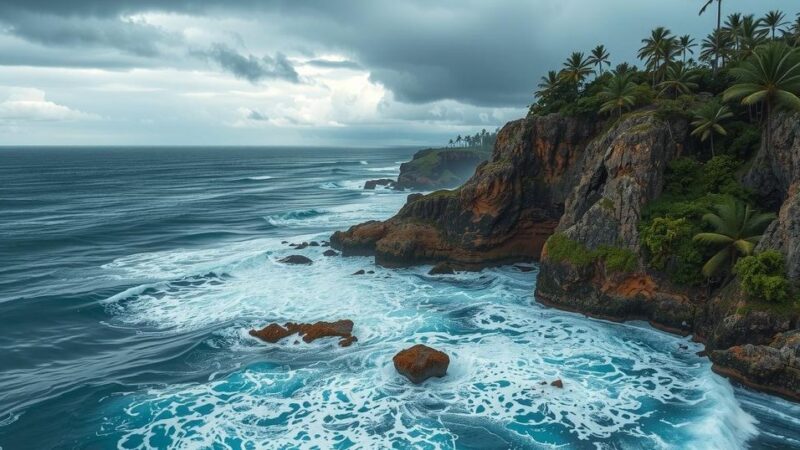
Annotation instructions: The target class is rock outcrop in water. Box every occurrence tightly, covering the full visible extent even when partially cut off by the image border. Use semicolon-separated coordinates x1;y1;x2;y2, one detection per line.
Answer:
249;320;357;347
333;109;800;401
364;147;490;192
333;115;599;267
393;344;450;384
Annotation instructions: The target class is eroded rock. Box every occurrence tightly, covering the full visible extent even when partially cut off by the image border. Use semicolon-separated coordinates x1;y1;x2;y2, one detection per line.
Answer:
393;344;450;384
249;320;357;347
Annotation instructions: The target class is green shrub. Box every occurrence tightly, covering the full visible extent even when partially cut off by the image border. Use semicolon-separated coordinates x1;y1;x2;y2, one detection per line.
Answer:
595;245;639;273
640;216;705;285
546;233;594;267
641;217;692;270
546;234;637;273
734;251;792;303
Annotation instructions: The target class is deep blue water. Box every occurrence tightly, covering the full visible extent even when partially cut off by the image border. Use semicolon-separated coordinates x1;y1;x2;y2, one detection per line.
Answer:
1;146;799;449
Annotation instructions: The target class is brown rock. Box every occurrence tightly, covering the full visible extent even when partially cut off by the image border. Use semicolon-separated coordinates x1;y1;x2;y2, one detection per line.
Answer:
248;323;292;343
249;319;356;347
393;344;450;384
550;379;563;388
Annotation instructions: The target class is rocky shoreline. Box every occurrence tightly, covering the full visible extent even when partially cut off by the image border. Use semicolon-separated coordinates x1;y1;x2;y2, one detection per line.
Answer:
332;111;800;400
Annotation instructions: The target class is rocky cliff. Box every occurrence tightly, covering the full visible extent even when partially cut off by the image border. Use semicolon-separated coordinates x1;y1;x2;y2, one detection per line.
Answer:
537;112;800;400
332;114;599;267
332;109;800;400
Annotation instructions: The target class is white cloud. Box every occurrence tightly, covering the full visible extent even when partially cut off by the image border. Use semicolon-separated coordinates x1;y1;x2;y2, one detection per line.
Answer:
0;87;97;122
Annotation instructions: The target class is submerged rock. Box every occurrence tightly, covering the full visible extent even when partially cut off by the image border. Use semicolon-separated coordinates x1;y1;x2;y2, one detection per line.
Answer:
393;344;450;384
323;249;339;257
364;178;396;190
352;269;366;275
278;255;313;265
428;262;455;275
249;320;357;347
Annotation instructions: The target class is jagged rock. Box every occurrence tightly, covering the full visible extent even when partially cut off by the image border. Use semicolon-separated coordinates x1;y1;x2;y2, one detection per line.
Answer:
550;379;563;388
756;187;800;282
249;320;357;347
364;179;396;190
323;249;339;257
278;255;313;265
393;344;450;384
428;262;455;275
711;331;800;401
331;115;599;266
744;112;800;209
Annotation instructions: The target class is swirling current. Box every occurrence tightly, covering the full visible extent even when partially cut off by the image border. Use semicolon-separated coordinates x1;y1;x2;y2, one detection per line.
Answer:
1;146;799;449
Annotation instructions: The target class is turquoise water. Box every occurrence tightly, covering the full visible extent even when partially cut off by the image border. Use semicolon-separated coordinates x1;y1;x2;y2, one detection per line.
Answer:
1;147;799;449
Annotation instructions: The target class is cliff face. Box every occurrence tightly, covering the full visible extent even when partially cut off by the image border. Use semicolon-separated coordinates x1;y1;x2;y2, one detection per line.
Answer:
537;111;800;400
536;111;696;331
331;114;598;266
748;113;800;282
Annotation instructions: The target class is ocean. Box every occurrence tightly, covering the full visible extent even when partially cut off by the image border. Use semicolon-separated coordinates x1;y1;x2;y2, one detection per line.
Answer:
1;146;799;449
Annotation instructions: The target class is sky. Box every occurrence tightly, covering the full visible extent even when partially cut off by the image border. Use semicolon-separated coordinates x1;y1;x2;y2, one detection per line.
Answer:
0;0;794;146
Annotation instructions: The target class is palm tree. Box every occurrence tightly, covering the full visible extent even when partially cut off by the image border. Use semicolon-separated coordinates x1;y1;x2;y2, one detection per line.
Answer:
658;63;699;98
455;135;462;147
690;101;733;156
535;70;560;99
448;139;453;148
699;0;723;70
597;72;638;117
639;27;675;86
560;52;593;87
724;13;743;52
762;10;788;40
694;198;775;277
700;29;733;68
677;35;696;62
739;15;768;59
588;45;611;76
723;42;800;154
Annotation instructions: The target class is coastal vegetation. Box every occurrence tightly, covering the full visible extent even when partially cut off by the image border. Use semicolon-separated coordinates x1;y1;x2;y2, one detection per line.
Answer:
531;8;800;304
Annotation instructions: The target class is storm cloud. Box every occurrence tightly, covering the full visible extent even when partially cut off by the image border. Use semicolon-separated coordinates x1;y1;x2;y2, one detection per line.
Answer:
0;0;792;144
203;44;299;83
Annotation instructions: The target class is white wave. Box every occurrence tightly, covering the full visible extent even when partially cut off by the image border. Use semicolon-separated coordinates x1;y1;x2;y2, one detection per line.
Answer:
365;165;401;172
100;257;757;448
359;160;368;165
247;175;273;180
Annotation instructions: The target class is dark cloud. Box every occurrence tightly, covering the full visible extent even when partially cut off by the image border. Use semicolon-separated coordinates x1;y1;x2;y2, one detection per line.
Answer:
203;43;299;83
0;0;792;108
0;9;179;57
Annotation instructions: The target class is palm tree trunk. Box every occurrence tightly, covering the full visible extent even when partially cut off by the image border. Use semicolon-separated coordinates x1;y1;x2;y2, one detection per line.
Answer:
710;133;716;157
715;0;722;72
